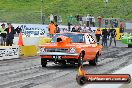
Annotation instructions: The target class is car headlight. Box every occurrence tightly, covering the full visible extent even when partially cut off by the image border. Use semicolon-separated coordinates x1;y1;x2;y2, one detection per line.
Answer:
39;47;45;52
69;48;76;53
128;39;131;42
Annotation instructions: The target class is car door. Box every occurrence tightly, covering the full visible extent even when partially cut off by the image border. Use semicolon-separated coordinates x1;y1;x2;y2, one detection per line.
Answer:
84;34;97;60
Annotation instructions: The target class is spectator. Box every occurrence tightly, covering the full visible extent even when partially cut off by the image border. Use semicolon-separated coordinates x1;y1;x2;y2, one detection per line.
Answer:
68;22;72;31
81;24;88;32
107;27;110;40
75;14;83;25
67;15;73;23
89;15;92;26
110;16;114;27
0;23;6;46
104;19;109;27
75;14;80;23
114;19;118;28
48;21;56;38
88;27;93;32
63;28;68;33
86;14;90;27
92;16;95;27
120;21;124;33
109;26;116;47
95;27;102;44
102;28;109;46
58;15;62;25
55;24;60;33
76;24;82;32
78;15;82;26
15;26;22;35
49;14;54;22
4;23;15;46
54;15;58;23
97;16;102;27
71;26;76;32
72;25;81;32
81;24;92;33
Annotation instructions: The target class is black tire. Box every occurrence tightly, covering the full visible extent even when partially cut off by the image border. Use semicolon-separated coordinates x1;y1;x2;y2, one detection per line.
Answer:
41;58;47;67
89;53;98;66
78;53;84;67
128;44;132;48
76;75;86;85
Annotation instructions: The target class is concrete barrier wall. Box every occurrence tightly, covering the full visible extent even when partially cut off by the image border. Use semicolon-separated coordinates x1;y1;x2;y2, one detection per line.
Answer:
0;46;19;60
20;45;38;57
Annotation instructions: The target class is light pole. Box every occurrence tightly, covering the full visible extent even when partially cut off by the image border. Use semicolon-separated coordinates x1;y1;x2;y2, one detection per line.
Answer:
104;0;108;7
41;0;44;24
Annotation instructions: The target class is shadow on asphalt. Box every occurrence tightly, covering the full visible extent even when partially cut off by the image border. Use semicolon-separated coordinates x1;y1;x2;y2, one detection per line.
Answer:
41;63;102;70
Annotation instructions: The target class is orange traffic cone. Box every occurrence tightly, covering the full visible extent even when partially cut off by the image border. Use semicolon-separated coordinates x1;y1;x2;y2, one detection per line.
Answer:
18;32;24;46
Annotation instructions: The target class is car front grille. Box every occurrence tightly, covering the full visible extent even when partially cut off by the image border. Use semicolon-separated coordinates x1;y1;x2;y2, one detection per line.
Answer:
45;48;69;52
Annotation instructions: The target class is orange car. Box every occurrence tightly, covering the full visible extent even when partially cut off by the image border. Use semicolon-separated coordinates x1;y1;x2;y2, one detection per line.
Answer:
39;32;102;67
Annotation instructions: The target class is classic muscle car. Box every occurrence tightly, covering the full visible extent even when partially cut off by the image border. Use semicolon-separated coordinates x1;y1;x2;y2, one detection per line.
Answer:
39;32;102;67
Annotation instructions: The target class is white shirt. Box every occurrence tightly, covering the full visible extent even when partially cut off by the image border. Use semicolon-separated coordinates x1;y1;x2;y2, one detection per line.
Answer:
50;14;54;21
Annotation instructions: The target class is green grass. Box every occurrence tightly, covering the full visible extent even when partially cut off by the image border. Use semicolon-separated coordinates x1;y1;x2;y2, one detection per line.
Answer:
0;0;131;24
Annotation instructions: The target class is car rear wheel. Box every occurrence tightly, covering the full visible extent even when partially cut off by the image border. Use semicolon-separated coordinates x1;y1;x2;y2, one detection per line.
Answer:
41;58;47;67
89;53;98;66
78;53;84;67
128;44;132;48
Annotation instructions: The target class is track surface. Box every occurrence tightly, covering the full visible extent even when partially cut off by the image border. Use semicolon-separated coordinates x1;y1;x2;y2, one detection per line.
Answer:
0;41;132;88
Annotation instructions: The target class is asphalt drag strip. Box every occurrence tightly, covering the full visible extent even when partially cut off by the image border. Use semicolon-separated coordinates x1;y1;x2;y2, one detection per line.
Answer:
0;45;132;88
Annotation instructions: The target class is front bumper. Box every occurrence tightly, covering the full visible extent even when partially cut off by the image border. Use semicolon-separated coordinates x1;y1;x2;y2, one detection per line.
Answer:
38;52;79;56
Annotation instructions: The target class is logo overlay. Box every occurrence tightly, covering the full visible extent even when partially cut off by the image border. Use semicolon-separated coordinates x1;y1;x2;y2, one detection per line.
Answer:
76;66;131;85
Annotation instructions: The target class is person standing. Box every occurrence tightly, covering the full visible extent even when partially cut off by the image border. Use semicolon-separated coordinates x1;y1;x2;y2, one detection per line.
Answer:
67;15;73;23
120;21;124;33
104;19;109;27
0;23;6;46
95;28;102;44
86;14;90;27
55;24;60;33
97;16;102;27
81;24;88;32
107;27;110;40
75;14;80;24
4;23;15;46
68;22;72;31
54;15;58;23
114;19;118;28
58;15;62;25
102;28;109;46
109;26;116;47
67;15;73;31
92;16;95;27
15;26;22;35
48;21;56;38
49;14;54;22
110;16;114;27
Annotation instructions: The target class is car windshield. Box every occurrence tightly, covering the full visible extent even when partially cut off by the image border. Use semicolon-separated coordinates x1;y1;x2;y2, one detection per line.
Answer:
51;33;85;43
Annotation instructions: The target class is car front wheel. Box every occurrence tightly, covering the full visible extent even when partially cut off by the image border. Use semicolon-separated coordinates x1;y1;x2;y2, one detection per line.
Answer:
89;53;98;66
41;58;47;67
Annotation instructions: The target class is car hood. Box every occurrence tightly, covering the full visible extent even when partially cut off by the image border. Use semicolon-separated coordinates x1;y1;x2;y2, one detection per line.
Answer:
39;43;86;48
